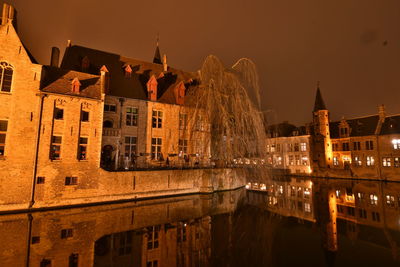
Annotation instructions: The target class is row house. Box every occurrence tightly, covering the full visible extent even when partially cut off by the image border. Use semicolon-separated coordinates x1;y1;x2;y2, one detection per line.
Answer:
313;88;400;180
265;122;313;174
60;44;211;170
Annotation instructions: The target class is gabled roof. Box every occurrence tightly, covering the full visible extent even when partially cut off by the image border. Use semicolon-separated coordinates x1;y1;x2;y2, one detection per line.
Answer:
313;88;327;112
60;45;197;104
40;66;102;99
380;115;400;135
330;115;380;138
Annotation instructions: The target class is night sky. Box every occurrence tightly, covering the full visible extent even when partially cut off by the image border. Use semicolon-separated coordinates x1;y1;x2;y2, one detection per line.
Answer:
4;0;400;125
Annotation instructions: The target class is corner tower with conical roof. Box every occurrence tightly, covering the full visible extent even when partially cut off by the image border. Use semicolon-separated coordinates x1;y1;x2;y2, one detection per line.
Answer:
153;36;162;64
312;85;333;169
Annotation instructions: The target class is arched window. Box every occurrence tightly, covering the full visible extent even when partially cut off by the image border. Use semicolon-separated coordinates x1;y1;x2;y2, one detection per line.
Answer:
103;120;113;128
0;62;13;92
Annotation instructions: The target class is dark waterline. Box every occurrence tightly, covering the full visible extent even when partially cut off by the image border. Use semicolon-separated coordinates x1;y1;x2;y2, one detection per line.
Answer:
0;177;399;266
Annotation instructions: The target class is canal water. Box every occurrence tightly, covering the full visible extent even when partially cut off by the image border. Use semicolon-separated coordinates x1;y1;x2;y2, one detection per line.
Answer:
0;177;399;266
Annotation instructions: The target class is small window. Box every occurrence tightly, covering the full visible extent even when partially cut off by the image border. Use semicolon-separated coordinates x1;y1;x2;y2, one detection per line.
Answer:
151;138;162;160
0;120;8;156
32;236;40;244
0;62;13;92
124;136;137;158
40;259;52;267
78;137;88;160
179;113;187;130
104;104;116;112
382;157;391;167
54;107;64;120
69;253;79;267
65;176;78;185
61;228;73;239
37;177;45;184
50;136;62;160
126;107;138;126
152;110;163;128
81;111;89;122
366;140;374;150
178;139;188;156
103;120;113;128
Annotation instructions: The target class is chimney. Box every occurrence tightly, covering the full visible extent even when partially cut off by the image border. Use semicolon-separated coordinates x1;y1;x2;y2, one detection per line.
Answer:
50;47;60;67
67;40;71;47
163;54;168;72
146;75;158;101
71;78;81;94
100;65;109;94
1;4;7;26
378;104;386;120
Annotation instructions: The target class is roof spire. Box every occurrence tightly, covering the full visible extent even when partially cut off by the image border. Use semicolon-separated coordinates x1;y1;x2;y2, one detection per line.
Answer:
313;81;327;112
153;32;162;64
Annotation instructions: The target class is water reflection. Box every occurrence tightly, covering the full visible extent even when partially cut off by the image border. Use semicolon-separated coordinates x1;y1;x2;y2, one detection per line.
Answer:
0;177;400;266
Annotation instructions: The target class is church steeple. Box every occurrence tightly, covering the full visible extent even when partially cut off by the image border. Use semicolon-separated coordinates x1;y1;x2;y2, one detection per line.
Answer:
313;82;327;112
153;34;162;64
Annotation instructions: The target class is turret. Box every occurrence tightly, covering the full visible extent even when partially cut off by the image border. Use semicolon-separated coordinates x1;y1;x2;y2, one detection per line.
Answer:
312;84;332;169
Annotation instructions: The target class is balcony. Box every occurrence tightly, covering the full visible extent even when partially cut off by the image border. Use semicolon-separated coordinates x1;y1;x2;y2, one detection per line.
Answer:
102;128;121;137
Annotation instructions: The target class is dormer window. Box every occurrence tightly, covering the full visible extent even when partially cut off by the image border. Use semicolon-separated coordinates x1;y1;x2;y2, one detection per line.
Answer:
0;62;13;92
71;78;81;94
81;56;90;71
124;65;132;78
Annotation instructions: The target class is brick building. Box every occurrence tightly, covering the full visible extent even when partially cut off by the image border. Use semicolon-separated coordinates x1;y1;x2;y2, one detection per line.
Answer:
266;85;400;180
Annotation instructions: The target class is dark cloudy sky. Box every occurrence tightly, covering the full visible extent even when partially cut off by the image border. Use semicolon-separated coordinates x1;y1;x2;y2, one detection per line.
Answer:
4;0;400;125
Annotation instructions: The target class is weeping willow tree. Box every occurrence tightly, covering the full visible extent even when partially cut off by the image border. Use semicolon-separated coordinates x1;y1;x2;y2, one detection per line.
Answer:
184;55;266;166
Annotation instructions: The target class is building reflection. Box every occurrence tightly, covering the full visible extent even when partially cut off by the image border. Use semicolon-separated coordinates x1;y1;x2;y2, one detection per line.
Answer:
0;178;400;266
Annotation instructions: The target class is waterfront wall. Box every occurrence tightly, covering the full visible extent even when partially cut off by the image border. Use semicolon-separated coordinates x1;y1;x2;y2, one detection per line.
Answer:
0;167;245;212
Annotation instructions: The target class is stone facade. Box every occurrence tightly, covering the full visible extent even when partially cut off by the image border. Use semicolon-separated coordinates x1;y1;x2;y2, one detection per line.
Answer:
0;5;240;213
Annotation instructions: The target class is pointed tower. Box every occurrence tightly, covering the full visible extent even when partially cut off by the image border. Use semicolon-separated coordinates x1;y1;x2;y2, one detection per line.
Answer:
153;35;162;64
312;83;332;169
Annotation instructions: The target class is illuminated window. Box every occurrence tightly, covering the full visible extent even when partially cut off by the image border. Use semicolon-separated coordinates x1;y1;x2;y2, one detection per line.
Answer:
366;156;374;166
357;192;365;203
0;120;8;157
354;156;362;166
50;136;62;160
370;194;378;205
276;156;282;166
333;157;339;166
295;155;300;165
0;62;13;92
179;113;187;130
271;144;276;152
392;139;400;150
178;139;188;156
78;137;88;160
152;110;162;128
394;157;400;168
151;138;162;160
126;107;138;126
304;188;311;199
304;202;311;213
266;144;270;153
288;155;294;165
104;104;116;112
386;195;395;207
300;143;307;151
365;140;374;150
287;143;293;152
382;157;391;167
